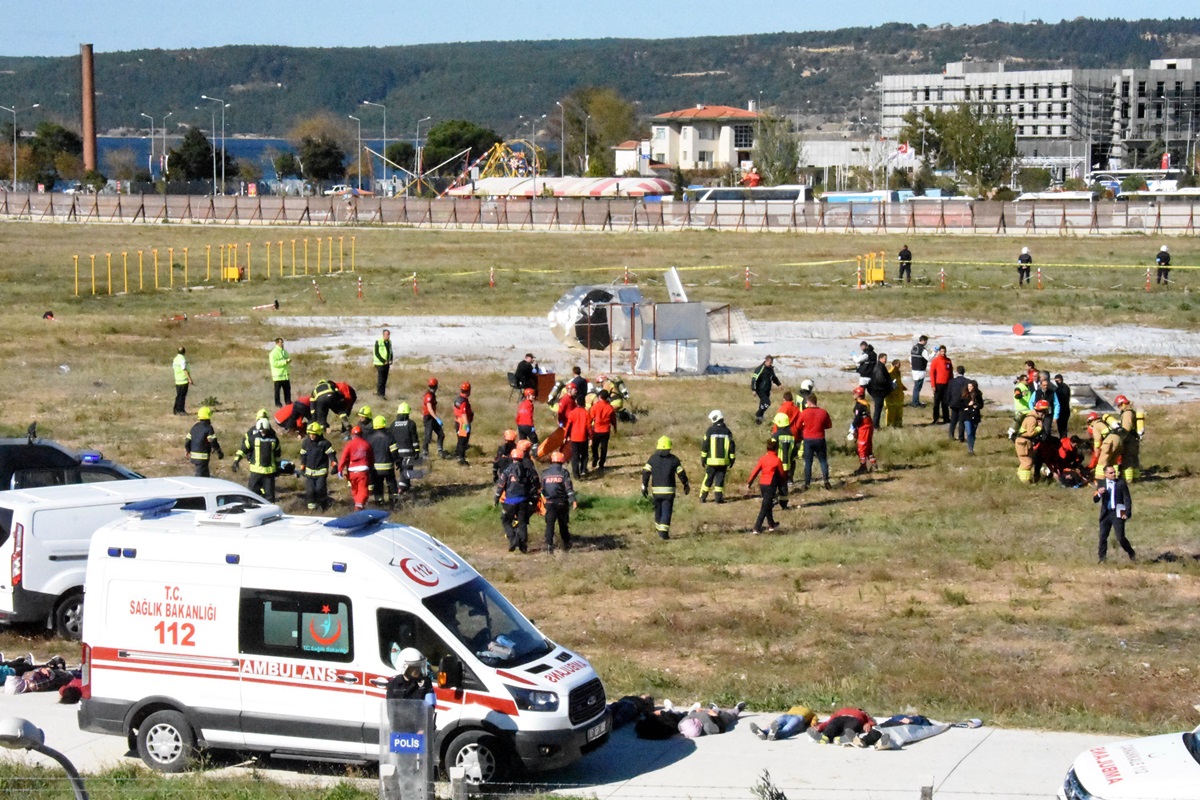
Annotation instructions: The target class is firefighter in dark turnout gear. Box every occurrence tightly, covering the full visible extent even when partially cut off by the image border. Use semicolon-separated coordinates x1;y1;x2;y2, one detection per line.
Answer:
390;402;421;496
367;415;400;506
233;413;282;502
751;356;781;425
642;436;690;540
185;406;224;477
493;430;518;482
494;447;539;553
298;422;337;510
700;409;736;504
541;450;577;553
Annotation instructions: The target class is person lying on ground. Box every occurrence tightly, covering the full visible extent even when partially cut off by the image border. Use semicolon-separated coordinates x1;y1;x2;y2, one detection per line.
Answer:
608;694;655;729
749;704;817;741
678;701;748;738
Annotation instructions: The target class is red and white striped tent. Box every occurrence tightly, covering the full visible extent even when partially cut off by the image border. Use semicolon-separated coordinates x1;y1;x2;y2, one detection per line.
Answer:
445;177;673;198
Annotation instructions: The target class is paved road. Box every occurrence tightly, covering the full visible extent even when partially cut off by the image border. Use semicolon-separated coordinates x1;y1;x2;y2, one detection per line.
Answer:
0;691;1120;799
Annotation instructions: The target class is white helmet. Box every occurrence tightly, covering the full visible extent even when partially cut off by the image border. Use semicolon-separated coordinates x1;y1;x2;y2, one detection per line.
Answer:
255;418;270;431
390;644;427;674
800;379;815;393
708;409;723;423
1161;245;1169;252
1021;247;1029;255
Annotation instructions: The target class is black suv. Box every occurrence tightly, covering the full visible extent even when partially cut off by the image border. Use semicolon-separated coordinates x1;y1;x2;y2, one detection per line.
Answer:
0;438;143;490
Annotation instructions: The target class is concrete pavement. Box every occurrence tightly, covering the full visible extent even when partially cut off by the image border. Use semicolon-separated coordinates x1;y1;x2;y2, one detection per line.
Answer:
0;692;1120;798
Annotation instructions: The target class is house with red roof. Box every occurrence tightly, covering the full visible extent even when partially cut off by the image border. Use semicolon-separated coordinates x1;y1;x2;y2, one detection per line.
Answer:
648;104;760;170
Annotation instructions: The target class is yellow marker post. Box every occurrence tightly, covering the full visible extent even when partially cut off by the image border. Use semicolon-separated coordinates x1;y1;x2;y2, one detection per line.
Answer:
266;241;272;279
246;243;252;281
304;238;309;275
153;248;160;290
122;252;128;293
316;237;322;275
351;236;356;272
206;244;212;282
138;251;144;291
338;236;344;273
278;240;283;278
291;239;297;277
168;247;175;288
328;237;334;272
184;248;189;286
106;253;112;295
73;255;79;297
90;254;96;295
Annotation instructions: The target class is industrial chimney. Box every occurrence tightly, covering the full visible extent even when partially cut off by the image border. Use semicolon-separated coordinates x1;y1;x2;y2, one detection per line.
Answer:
81;43;97;172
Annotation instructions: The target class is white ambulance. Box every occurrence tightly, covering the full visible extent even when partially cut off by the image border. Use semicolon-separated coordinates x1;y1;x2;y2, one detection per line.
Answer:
79;503;610;784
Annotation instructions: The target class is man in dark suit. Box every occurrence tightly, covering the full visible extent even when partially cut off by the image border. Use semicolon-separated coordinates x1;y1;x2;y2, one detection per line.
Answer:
514;353;538;392
1093;465;1135;563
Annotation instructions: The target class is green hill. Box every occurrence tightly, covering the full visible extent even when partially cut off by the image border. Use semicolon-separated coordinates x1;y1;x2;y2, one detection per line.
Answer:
2;17;1199;137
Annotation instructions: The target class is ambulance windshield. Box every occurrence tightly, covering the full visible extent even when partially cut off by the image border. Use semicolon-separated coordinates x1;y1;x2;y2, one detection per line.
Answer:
424;576;551;667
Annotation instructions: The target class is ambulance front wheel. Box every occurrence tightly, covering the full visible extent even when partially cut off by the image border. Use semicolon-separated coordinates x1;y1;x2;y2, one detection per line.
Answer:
445;730;508;786
136;710;197;773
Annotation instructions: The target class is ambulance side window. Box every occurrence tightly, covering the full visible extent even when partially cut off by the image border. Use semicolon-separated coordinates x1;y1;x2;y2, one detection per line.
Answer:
240;589;353;662
172;496;207;511
376;609;484;691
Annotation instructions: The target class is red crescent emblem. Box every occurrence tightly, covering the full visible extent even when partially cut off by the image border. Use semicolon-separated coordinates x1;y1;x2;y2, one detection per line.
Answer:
309;617;343;646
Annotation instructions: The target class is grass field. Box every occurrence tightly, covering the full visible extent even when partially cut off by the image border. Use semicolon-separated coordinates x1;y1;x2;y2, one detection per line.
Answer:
1;222;1198;747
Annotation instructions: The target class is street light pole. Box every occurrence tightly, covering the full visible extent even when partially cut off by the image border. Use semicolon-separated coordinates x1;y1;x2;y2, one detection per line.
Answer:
528;114;545;195
0;103;39;191
201;95;227;193
584;114;591;175
196;105;217;195
139;112;155;178
348;114;362;190
363;100;386;184
414;115;431;196
555;101;565;176
161;111;173;181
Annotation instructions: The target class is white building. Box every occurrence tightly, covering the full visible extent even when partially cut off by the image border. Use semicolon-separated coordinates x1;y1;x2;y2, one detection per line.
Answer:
881;59;1200;172
648;104;760;170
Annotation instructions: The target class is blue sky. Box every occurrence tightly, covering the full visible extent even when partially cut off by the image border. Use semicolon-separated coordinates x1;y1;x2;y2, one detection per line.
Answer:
4;1;1198;57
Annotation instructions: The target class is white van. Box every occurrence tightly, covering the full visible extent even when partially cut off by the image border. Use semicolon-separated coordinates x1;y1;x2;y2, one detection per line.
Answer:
0;478;265;638
79;504;610;784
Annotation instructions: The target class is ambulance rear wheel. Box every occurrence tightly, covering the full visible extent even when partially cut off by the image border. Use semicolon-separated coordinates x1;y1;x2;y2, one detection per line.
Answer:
445;730;507;785
54;591;84;640
136;710;196;773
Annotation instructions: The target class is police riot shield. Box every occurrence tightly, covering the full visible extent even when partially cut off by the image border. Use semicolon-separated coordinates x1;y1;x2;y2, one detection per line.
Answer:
380;698;435;800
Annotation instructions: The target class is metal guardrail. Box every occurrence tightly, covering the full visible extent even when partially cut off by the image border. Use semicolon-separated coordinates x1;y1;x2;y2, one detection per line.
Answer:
3;192;1199;234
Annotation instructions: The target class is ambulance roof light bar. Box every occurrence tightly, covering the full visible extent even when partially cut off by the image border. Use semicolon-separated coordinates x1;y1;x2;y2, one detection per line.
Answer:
325;509;389;535
120;498;177;519
197;503;285;528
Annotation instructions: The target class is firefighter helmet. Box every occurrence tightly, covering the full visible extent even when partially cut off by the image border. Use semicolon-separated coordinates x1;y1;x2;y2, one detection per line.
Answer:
1034;400;1051;412
503;429;517;442
396;402;411;416
523;387;536;399
515;439;533;452
1114;394;1130;407
197;406;213;420
708;409;724;423
351;425;363;436
511;447;526;460
357;405;372;419
852;386;865;398
255;408;269;420
800;379;815;393
656;436;672;450
1086;411;1101;423
550;451;566;463
255;418;270;431
773;412;791;427
428;377;439;389
597;374;608;384
307;422;324;435
460;382;471;394
372;415;388;430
